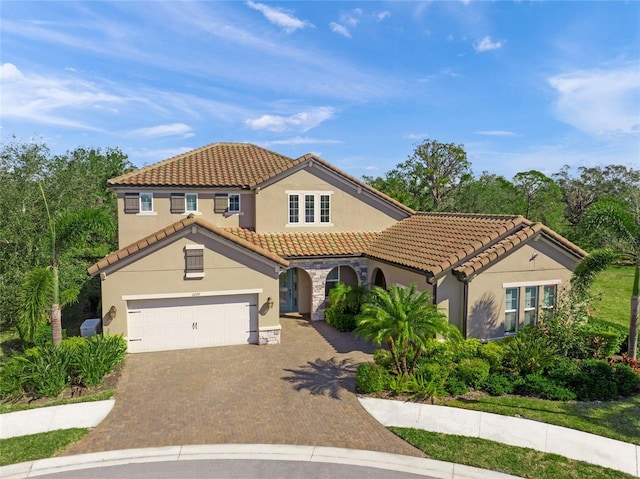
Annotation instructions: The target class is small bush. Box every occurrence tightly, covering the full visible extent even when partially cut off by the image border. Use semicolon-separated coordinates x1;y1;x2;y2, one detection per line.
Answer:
545;356;580;387
0;356;26;401
513;374;576;401
73;335;126;388
577;323;624;359
478;341;505;372
417;338;453;367
482;373;515;396
614;364;640;396
373;349;394;369
19;344;71;398
450;339;482;362
356;362;389;393
409;363;449;401
455;358;490;389
444;374;468;396
503;326;557;376
325;308;357;332
573;359;618;401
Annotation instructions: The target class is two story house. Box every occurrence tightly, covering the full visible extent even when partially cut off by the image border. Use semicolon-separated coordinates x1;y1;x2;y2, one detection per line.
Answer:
88;142;586;353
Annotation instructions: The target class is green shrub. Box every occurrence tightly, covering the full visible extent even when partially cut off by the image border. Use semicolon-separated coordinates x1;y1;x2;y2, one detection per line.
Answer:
455;358;490;389
545;356;580;388
356;362;389;393
19;344;71;398
0;356;26;401
417;338;453;367
513;374;576;401
325;308;357;332
503;326;557;375
60;337;89;385
73;335;126;388
388;373;413;395
614;364;640;396
482;373;515;396
577;323;624;359
450;339;482;362
444;374;468;396
409;363;449;400
573;360;618;401
373;349;394;369
478;341;505;372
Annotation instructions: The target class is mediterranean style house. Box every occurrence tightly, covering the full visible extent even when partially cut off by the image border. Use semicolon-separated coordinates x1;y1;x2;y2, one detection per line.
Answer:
88;142;586;353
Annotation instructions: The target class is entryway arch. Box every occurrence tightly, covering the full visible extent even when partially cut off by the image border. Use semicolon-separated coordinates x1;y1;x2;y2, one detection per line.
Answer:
372;267;387;289
325;265;359;297
279;267;312;316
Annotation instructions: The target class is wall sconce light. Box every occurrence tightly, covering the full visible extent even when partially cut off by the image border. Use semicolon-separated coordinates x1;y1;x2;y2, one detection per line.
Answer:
108;305;117;321
266;297;274;309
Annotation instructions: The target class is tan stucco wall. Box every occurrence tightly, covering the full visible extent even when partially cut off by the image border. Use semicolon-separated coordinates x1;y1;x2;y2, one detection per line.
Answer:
116;191;256;247
366;260;432;292
465;239;579;340
255;166;409;233
435;275;464;333
99;230;280;339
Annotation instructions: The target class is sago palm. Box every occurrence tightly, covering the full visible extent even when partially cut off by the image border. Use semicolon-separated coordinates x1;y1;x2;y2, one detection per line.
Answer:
355;283;461;376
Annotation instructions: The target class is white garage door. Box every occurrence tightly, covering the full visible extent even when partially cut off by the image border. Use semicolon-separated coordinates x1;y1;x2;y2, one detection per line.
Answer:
127;295;258;353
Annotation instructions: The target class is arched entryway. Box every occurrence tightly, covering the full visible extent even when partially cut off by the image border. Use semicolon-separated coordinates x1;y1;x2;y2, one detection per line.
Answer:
279;268;312;315
325;265;359;298
372;268;387;289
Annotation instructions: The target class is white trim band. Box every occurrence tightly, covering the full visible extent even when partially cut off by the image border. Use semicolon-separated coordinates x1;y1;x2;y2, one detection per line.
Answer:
123;289;263;301
502;279;561;288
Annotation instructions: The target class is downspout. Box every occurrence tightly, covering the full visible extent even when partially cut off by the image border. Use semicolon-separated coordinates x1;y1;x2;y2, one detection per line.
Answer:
462;280;468;339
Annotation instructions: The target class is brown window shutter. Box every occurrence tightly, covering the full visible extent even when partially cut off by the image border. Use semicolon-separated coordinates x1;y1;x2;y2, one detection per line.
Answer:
124;193;140;214
214;194;228;213
171;193;185;213
185;248;204;272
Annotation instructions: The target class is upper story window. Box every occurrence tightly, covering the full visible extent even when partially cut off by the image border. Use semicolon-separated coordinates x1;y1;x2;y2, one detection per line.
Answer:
186;193;198;212
214;193;241;214
170;193;198;214
124;192;154;214
288;191;332;226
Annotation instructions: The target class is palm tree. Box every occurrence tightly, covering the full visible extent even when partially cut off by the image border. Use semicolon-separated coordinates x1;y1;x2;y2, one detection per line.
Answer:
575;197;639;359
355;283;461;376
18;188;115;346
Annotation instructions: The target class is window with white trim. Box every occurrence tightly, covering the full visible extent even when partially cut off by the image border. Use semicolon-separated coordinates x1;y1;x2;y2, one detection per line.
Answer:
140;193;153;212
523;286;538;327
541;284;557;318
184;245;204;279
228;194;240;212
288;191;332;225
185;193;198;212
504;288;518;334
124;192;155;214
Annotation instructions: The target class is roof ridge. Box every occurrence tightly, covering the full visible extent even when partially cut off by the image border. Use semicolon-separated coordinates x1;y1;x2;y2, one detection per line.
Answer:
415;212;524;221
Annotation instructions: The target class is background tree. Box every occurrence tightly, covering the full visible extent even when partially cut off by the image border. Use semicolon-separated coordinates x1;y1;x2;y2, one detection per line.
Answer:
512;170;565;232
575;197;639;358
364;139;470;211
355;283;461;376
0;138;133;337
448;172;521;214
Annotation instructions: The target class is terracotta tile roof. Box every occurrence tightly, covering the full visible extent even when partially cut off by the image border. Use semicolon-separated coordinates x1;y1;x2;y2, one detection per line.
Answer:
453;221;587;280
225;227;380;258
366;213;587;279
108;143;303;188
87;215;289;276
107;143;414;214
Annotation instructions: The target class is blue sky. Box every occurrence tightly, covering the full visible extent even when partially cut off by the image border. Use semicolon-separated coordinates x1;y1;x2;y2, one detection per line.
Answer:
1;1;638;179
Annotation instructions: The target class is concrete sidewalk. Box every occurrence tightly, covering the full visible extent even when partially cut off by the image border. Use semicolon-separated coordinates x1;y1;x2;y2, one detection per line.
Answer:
0;400;115;439
359;397;640;477
0;444;523;479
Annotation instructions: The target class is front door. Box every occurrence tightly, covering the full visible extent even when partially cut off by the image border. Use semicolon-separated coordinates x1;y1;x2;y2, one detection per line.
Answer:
279;269;298;314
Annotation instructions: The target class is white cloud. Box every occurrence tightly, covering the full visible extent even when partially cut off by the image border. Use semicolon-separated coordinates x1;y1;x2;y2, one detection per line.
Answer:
246;107;335;132
246;1;310;33
329;22;351;38
549;64;640;138
0;63;24;81
475;130;516;137
264;137;343;146
376;11;391;22
340;12;360;27
403;133;429;140
129;123;195;138
473;36;503;52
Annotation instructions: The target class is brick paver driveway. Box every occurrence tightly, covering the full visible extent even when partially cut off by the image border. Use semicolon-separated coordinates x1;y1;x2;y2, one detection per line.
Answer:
64;317;423;457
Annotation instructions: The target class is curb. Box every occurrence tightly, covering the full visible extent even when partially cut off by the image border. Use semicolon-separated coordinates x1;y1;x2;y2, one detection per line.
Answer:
0;444;523;479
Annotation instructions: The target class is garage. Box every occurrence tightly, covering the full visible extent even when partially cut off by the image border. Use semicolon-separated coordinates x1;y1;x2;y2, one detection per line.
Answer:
126;294;258;353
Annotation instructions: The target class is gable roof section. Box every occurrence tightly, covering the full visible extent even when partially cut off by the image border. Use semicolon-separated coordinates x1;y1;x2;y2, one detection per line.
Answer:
107;142;414;215
365;213;586;280
226;227;379;258
87;215;289;276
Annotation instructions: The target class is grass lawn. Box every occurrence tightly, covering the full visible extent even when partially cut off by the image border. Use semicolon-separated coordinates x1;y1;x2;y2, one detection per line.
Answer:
441;393;640;445
0;429;88;466
0;389;115;414
591;264;634;330
391;428;634;479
